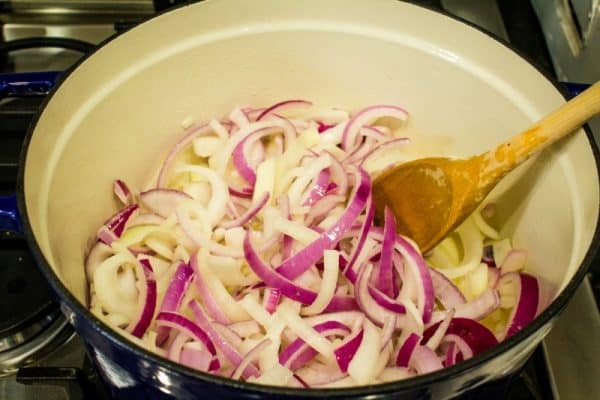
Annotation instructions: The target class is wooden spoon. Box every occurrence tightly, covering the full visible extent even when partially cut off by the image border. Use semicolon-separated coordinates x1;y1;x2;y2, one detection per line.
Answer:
372;81;600;253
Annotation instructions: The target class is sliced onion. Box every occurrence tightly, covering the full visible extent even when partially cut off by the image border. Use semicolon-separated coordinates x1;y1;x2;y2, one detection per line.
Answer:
410;345;443;375
140;189;192;218
304;194;346;227
303;168;331;207
442;334;474;364
424;309;454;350
156;261;194;344
243;231;357;311
231;338;272;380
502;273;539;338
360;137;410;169
280;320;351;370
301;249;340;316
155;311;216;356
99;204;139;245
341;104;408;150
191;251;231;324
444;342;458;367
355;263;398;326
423;318;498;356
367;285;406;314
380;315;397;350
395;237;435;323
429;267;466;309
85;241;113;282
334;328;364;373
127;258;157;338
156;123;214;188
192;250;249;322
256;99;312;121
275;167;370;280
189;300;259;379
347;319;381;385
377;207;396;297
500;249;528;274
343;197;375;283
454;288;499;320
113;179;133;205
220;192;270;229
396;332;420;367
277;302;336;361
232;126;283;186
228;186;253;199
180;343;214;372
263;288;281;314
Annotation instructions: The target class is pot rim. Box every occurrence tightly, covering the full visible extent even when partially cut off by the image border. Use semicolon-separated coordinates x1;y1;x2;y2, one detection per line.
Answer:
15;0;600;396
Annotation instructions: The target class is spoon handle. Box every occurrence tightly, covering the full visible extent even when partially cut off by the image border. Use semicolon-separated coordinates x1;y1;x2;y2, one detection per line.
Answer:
481;81;600;184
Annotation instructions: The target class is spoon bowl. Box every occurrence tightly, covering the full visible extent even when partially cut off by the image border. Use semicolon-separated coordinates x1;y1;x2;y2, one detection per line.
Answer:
373;81;600;252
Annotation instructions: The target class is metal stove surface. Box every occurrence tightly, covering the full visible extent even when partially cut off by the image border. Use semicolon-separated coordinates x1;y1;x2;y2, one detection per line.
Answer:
0;1;598;399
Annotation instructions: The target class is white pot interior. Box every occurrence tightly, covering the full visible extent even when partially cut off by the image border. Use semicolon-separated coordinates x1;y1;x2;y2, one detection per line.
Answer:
23;0;598;314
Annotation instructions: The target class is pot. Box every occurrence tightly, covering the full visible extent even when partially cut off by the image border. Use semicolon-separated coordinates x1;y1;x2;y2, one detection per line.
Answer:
15;0;600;398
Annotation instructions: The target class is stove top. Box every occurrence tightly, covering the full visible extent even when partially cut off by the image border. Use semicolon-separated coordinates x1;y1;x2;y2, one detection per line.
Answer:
0;1;598;399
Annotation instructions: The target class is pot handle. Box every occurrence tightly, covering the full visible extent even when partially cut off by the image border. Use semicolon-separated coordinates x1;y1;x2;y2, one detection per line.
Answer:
0;71;62;97
0;194;22;234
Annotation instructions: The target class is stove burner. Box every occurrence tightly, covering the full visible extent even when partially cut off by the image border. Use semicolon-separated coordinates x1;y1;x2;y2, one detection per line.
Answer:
0;235;73;376
0;237;59;354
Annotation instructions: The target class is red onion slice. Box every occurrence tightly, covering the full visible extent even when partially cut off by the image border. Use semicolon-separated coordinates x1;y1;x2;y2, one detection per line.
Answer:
140;188;192;218
360;137;410;168
275;167;371;280
410;345;443;375
127;258;157;338
97;226;118;246
500;249;528;275
341;104;408;150
503;273;539;338
380;315;397;349
334;328;364;373
243;231;357;311
220;192;270;229
343;197;375;283
256;99;312;121
396;332;420;367
156;262;194;344
189;300;259;379
85;241;113;282
423;318;499;356
113;179;133;205
180;345;214;372
156;123;215;188
232;126;282;186
454;288;499;321
302;168;331;207
98;204;139;245
367;285;406;314
429;267;466;309
355;263;404;326
263;288;281;314
394;237;434;323
190;251;231;324
230;338;272;380
279;321;351;370
424;309;455;351
442;333;474;363
155;311;216;356
444;342;458;367
377;207;396;297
